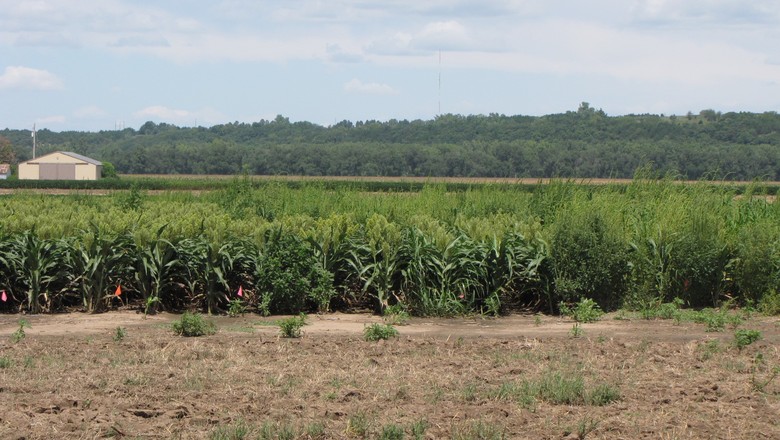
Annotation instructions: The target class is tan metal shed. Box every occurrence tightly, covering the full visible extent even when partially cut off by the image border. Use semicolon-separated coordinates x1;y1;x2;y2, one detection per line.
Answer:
18;151;103;180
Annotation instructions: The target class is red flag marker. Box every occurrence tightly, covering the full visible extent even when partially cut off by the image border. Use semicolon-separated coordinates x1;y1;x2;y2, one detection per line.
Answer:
237;286;243;297
1;290;6;302
115;285;122;297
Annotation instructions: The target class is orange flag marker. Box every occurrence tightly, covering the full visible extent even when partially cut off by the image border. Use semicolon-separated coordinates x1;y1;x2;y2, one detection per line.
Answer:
115;285;122;297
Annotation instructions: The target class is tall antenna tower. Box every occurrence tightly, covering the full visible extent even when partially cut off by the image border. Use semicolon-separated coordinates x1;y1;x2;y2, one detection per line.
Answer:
31;123;36;159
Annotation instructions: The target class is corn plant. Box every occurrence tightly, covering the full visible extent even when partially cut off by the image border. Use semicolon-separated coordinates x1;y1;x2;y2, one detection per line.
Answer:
68;226;134;313
347;214;405;313
0;236;15;309
627;235;676;310
179;236;255;314
132;226;185;315
3;231;69;313
306;219;359;312
397;227;449;315
439;231;547;315
347;239;399;314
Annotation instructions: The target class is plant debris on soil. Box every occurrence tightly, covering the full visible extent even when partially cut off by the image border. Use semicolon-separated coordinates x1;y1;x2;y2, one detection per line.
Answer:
0;312;779;439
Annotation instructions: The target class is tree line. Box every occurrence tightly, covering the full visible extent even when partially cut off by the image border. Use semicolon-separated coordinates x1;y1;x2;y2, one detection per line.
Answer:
1;105;779;180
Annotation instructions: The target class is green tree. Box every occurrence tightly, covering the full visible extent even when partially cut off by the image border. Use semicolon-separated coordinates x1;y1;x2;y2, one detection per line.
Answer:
102;161;118;178
0;136;16;164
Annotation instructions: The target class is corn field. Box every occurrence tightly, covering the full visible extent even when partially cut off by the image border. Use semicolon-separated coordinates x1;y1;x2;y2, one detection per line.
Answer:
0;178;778;315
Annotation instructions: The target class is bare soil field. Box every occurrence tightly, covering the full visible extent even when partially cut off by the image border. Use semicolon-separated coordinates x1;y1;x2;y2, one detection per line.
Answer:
1;312;779;439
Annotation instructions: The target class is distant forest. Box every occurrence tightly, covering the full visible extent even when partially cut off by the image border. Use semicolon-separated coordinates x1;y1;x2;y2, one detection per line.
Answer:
2;104;779;180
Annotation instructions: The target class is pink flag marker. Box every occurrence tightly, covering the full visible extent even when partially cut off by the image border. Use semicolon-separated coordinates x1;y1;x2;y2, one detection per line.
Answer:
237;286;243;297
1;290;6;302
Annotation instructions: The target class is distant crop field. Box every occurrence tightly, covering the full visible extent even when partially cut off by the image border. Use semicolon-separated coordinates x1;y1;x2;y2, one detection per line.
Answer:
125;173;780;186
1;173;778;194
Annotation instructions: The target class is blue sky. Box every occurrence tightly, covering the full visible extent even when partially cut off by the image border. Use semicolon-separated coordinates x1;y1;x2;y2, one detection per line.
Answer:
1;0;780;131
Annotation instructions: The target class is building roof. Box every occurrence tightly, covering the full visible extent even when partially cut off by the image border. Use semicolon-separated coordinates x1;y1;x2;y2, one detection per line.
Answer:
60;151;103;166
19;151;103;166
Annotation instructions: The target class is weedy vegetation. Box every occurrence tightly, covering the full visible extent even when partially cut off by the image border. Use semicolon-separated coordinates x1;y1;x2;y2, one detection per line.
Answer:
734;329;762;350
364;323;399;341
113;326;127;342
278;313;307;338
228;299;246;317
0;178;777;322
11;319;30;343
172;312;217;337
561;298;603;323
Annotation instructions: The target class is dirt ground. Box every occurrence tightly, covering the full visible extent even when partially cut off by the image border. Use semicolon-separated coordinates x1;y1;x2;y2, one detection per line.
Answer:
0;311;778;439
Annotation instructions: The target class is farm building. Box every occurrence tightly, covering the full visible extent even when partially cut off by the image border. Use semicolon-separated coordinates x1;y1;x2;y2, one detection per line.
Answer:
0;164;9;179
18;151;103;180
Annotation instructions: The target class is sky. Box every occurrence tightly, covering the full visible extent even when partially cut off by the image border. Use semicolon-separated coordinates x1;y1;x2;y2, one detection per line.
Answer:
1;0;780;132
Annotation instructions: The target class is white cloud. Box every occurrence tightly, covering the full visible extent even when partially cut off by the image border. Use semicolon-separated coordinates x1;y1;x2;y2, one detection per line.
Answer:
344;79;398;95
135;105;191;120
365;21;475;56
36;115;66;124
631;0;780;26
111;35;170;48
74;105;107;119
0;0;201;57
14;32;80;47
366;33;416;56
0;66;63;90
414;21;472;51
134;105;225;126
326;43;363;63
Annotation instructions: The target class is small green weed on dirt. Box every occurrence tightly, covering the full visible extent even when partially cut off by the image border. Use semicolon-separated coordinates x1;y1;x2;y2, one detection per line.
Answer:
451;420;506;440
751;367;780;393
11;319;30;343
278;314;307;338
364;323;399;341
734;329;762;350
228;299;246;317
560;298;603;323
569;323;584;338
697;339;721;361
172;312;217;337
346;412;371;437
209;419;251;440
383;304;410;326
113;326;127;342
378;423;404;440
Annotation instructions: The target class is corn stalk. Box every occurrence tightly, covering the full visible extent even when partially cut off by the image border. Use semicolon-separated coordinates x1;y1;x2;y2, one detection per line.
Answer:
4;231;67;313
132;226;184;315
69;226;134;313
